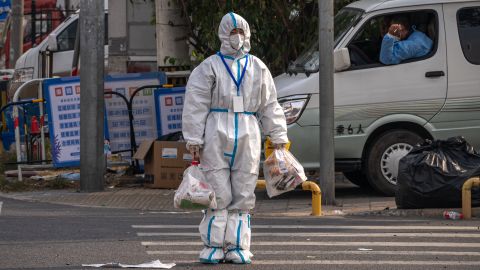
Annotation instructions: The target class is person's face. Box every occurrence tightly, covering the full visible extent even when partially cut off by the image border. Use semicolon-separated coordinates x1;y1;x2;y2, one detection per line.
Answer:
229;28;245;50
230;28;244;36
388;23;410;40
397;23;410;40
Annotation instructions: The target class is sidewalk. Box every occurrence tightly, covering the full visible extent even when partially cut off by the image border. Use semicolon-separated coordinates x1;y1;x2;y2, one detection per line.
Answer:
1;178;477;218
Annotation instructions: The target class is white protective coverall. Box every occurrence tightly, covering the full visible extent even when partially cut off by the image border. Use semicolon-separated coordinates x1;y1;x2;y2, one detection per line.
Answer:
182;12;288;264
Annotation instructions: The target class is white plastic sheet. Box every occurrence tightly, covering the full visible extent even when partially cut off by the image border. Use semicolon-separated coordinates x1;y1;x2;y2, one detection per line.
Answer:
82;259;175;269
174;164;217;209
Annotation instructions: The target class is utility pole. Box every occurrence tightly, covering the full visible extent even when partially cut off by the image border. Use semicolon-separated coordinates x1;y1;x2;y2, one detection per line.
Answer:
31;0;36;47
318;0;335;205
65;0;72;15
11;0;24;68
65;0;70;12
80;0;105;192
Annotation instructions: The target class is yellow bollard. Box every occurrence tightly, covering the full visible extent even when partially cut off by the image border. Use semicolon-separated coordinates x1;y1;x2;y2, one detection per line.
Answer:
31;98;44;103
302;181;322;216
256;179;267;190
462;177;480;219
256;179;322;216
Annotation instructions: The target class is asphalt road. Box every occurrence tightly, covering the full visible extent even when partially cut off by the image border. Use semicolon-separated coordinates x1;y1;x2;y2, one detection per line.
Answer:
1;197;480;270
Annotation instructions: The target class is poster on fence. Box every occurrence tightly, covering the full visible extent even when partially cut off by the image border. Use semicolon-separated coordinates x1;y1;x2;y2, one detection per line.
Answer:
154;87;186;138
44;72;166;167
104;73;165;160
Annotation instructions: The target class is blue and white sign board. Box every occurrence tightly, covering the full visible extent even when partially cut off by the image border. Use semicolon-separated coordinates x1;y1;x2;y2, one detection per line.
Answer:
44;72;166;168
104;73;165;160
154;87;186;138
44;77;82;167
0;0;11;22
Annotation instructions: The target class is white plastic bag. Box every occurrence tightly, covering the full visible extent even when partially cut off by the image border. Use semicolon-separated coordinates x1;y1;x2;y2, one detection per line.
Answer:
174;162;217;209
263;148;307;197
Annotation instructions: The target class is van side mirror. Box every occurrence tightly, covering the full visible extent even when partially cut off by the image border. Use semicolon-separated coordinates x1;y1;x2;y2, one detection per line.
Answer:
334;48;351;72
47;34;58;52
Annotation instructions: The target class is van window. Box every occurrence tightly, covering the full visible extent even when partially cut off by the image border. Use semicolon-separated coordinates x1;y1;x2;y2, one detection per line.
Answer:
57;19;77;51
457;7;480;65
347;10;437;69
56;15;108;52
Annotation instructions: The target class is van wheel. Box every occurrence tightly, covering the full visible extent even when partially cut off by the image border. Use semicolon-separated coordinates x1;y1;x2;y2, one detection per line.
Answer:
365;130;423;196
343;171;369;187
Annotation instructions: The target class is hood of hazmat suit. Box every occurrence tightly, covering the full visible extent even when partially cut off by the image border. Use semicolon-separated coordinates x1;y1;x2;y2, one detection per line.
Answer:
182;12;288;264
218;12;251;57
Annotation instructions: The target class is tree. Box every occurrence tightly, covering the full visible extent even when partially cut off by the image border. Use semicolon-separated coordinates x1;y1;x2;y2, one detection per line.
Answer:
178;0;357;75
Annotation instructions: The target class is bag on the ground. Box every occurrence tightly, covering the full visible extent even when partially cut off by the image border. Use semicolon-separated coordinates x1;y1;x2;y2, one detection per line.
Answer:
158;131;184;141
263;148;307;197
174;163;217;209
396;136;480;209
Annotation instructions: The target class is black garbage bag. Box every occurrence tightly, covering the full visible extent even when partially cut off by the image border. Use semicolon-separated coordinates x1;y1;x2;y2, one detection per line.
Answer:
158;131;184;141
396;136;480;209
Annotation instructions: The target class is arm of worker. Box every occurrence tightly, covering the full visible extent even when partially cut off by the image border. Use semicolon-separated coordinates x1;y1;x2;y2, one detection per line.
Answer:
182;60;214;149
257;66;289;145
380;31;433;65
379;34;413;65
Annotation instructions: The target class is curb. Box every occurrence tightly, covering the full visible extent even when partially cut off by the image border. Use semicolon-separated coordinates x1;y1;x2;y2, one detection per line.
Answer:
349;207;480;218
1;190;478;219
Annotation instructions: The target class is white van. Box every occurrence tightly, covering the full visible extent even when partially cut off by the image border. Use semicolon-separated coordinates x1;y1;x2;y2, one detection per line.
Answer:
275;0;480;195
12;11;108;83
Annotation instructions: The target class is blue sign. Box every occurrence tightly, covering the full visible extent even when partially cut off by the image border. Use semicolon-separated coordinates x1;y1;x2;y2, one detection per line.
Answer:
0;0;11;22
104;72;166;160
154;87;186;138
43;72;166;168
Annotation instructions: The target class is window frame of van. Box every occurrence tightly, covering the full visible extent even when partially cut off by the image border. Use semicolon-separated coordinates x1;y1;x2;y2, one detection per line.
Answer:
56;18;78;52
335;7;365;47
55;14;108;53
341;9;440;71
456;6;480;65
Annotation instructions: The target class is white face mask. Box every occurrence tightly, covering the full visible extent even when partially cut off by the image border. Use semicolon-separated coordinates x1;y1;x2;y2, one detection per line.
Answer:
229;34;244;51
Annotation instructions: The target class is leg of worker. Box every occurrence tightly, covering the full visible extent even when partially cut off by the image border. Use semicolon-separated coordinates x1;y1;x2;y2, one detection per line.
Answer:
199;209;228;263
198;169;232;263
224;170;257;264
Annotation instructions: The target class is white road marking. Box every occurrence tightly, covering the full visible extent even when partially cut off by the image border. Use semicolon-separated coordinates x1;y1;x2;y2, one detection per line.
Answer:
0;201;2;215
144;211;192;214
136;232;480;238
135;223;480;266
146;250;480;256
132;224;480;230
255;260;480;266
141;241;480;247
162;260;480;266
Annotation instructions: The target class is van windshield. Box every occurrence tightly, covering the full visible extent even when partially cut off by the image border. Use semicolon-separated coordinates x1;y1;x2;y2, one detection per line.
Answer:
288;8;363;75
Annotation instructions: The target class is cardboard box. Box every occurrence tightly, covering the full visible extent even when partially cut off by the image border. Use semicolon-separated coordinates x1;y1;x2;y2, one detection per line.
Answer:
134;140;192;189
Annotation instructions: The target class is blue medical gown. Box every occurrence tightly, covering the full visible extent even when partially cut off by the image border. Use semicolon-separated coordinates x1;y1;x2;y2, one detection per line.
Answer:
380;30;433;65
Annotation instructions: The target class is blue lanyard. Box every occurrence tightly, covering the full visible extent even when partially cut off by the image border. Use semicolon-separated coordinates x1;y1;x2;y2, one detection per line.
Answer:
217;52;249;94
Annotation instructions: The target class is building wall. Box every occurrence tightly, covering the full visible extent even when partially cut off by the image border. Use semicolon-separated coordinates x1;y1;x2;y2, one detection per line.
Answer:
56;0;81;10
108;0;157;74
155;0;189;68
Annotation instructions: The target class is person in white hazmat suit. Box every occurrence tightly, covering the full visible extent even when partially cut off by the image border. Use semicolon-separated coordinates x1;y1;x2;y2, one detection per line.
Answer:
182;12;288;264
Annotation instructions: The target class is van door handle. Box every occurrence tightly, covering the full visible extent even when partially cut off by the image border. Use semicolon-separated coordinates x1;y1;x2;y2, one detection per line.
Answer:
425;71;445;78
